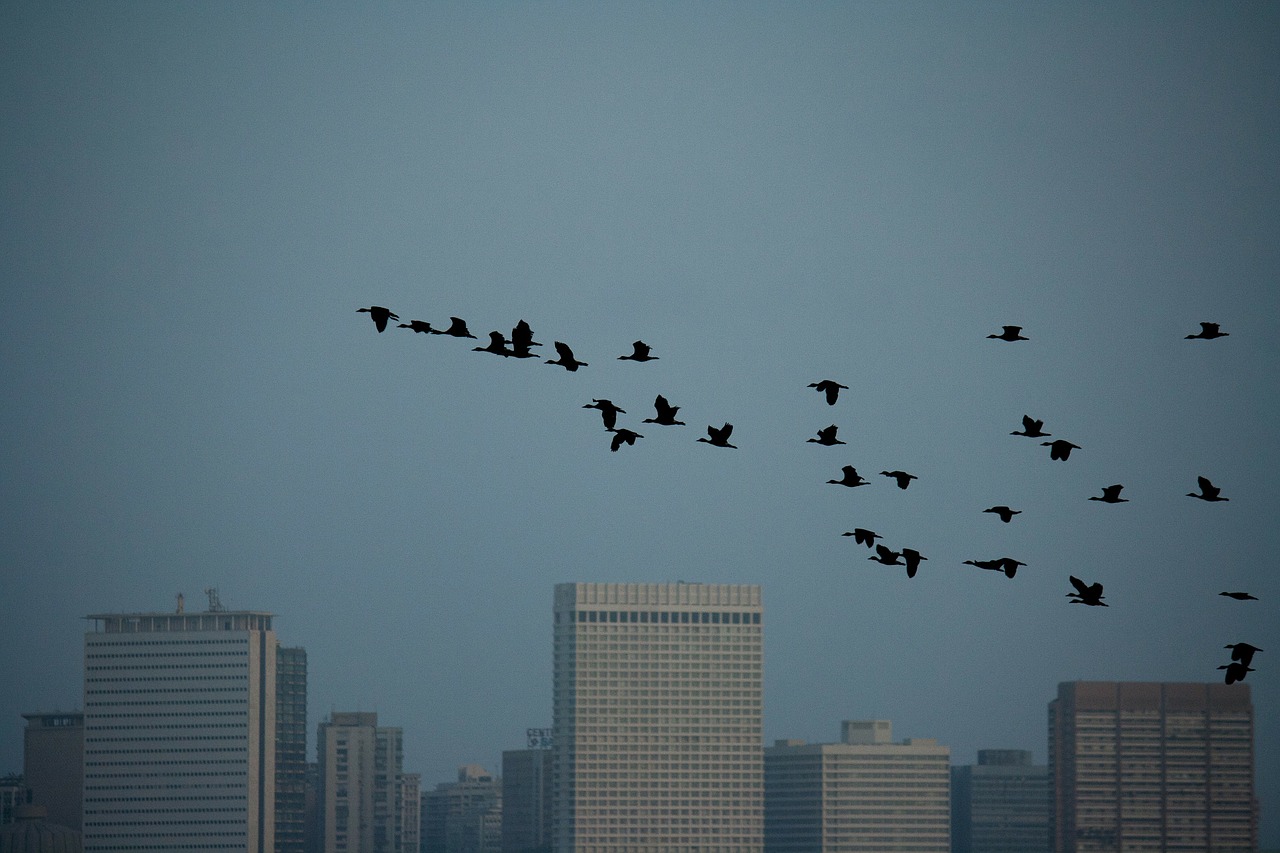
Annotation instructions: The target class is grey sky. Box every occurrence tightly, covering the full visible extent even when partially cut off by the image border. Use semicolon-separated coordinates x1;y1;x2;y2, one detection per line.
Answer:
2;2;1277;842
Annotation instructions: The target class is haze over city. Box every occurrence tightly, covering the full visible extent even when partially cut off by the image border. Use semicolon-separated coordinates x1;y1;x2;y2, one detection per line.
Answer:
2;2;1277;846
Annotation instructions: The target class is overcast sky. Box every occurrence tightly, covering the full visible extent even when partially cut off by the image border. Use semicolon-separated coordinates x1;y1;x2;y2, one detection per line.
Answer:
2;1;1277;843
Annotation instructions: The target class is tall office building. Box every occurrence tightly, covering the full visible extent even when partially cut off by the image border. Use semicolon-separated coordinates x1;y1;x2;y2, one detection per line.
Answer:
552;582;764;852
82;603;277;852
22;711;83;831
276;646;308;853
502;747;552;853
399;772;421;853
1048;681;1255;852
764;720;950;852
950;749;1049;853
316;712;406;853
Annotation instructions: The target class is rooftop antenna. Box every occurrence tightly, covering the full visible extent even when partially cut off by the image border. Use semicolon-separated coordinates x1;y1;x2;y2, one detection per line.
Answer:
176;592;184;614
204;588;224;613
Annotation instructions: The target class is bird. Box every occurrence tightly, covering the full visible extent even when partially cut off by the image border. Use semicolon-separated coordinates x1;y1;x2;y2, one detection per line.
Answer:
868;544;903;566
994;557;1027;578
987;325;1029;341
1042;439;1081;461
357;306;399;333
1218;662;1254;685
583;399;626;431
827;466;869;487
1010;415;1050;437
643;395;685;426
473;331;514;357
609;428;643;452
1089;484;1129;503
546;341;588;372
697;423;737;448
1219;591;1258;601
618;340;658;361
809;380;849;406
1224;643;1262;667
963;558;1006;575
841;528;882;548
880;470;917;490
983;506;1022;523
508;320;542;357
1067;576;1107;606
901;548;928;578
807;425;846;446
1187;476;1229;502
431;317;477;339
397;319;434;333
1186;322;1228;340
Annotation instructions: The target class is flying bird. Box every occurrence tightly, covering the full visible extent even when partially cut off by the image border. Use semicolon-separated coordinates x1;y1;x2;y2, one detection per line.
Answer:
1225;643;1263;667
1219;592;1258;601
1186;322;1228;340
880;470;918;490
841;528;882;548
807;425;846;446
473;331;514;357
828;466;869;487
1042;439;1081;461
697;423;737;448
983;506;1022;523
964;558;1024;578
357;306;399;333
509;320;542;357
1218;662;1254;685
546;342;588;372
609;428;643;452
809;380;849;406
397;319;434;333
583;399;626;431
643;395;685;426
901;548;928;578
1010;415;1050;437
868;544;903;566
987;325;1029;341
431;317;477;339
618;340;658;361
1067;576;1107;606
1187;476;1229;502
1089;484;1129;503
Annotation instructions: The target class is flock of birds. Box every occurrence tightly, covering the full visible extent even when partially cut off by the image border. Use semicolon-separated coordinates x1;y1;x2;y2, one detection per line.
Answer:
358;308;1259;685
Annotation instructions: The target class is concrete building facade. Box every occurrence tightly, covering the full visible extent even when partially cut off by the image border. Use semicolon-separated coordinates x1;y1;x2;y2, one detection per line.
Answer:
22;712;83;832
552;582;764;853
950;749;1049;853
1048;681;1255;852
316;712;406;853
276;646;308;853
502;747;552;853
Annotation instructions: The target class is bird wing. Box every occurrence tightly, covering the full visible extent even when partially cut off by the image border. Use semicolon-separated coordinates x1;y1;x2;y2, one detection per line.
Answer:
1069;576;1089;595
554;341;574;360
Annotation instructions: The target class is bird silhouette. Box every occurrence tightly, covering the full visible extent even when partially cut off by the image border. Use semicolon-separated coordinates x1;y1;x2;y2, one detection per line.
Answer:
473;331;514;357
1219;591;1258;601
983;506;1022;523
546;341;588;372
880;470;917;490
618;340;658;361
987;325;1029;341
869;544;903;566
1218;662;1254;684
508;320;542;357
1042;439;1081;461
1067;576;1107;606
1186;322;1229;340
963;558;1024;578
841;528;882;548
1187;476;1229;502
397;319;434;333
809;380;849;406
901;548;928;578
431;317;477;339
1089;484;1129;503
643;395;685;426
610;428;643;452
807;425;846;446
1225;643;1263;667
828;466;869;487
697;423;737;448
583;399;626;431
357;306;399;333
1010;415;1050;437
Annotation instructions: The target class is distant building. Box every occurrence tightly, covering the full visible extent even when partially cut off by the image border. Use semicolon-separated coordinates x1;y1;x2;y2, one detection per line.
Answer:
501;746;551;853
1;774;31;824
21;712;82;832
421;765;502;853
399;772;421;853
316;712;407;853
1049;681;1256;852
951;749;1048;853
82;605;278;852
276;647;308;853
764;720;951;852
0;803;83;852
552;582;764;852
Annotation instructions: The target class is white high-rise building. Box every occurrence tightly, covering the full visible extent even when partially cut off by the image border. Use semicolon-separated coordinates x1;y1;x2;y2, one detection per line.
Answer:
82;603;277;852
551;582;764;853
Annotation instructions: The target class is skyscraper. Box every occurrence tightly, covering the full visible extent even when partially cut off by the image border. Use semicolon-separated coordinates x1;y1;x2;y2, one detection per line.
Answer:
502;746;552;853
82;603;277;852
1048;681;1255;852
763;720;950;852
276;646;308;853
316;712;406;853
950;749;1049;853
551;582;764;852
22;711;83;831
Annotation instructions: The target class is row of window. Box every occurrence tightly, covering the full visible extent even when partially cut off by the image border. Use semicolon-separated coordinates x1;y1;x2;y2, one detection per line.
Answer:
572;610;761;625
